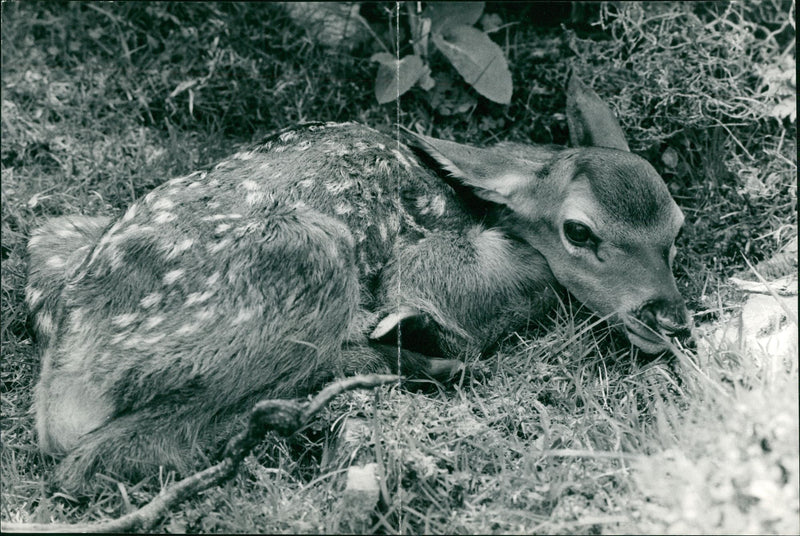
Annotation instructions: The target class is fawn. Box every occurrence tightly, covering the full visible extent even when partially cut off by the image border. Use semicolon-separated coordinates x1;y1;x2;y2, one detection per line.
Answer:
26;75;690;491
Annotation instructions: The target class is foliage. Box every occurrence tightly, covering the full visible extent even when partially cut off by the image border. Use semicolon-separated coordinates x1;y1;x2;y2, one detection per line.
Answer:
1;1;797;533
371;2;513;105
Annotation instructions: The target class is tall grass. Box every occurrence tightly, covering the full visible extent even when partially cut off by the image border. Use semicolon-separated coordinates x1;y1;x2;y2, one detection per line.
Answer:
1;1;796;533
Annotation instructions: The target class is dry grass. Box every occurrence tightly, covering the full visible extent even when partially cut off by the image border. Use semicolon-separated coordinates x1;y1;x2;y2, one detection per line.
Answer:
1;2;796;533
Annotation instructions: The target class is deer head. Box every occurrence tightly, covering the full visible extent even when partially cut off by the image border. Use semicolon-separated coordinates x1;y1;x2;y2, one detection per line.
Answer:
408;74;690;353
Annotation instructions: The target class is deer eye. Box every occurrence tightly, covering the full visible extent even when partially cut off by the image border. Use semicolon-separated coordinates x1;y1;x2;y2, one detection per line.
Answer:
563;221;595;247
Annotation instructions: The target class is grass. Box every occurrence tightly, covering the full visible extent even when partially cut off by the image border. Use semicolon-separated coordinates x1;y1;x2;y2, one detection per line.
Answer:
1;1;797;533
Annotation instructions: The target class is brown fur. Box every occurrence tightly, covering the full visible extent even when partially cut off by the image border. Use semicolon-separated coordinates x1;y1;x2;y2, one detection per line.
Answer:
27;78;690;491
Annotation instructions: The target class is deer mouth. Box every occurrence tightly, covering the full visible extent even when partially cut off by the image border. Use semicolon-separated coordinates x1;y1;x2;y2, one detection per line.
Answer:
623;323;670;354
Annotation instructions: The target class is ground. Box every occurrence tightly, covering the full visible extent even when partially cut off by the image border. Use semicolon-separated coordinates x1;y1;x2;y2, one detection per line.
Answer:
1;2;797;533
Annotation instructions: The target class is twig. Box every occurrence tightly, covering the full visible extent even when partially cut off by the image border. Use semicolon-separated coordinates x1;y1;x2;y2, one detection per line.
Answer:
1;374;399;534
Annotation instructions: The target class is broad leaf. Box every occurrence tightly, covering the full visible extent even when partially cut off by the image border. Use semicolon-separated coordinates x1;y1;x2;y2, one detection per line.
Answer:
423;2;485;34
432;25;512;104
371;54;425;104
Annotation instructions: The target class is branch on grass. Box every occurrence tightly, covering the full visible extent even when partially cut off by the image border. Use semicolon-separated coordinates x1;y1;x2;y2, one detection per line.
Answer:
1;374;400;534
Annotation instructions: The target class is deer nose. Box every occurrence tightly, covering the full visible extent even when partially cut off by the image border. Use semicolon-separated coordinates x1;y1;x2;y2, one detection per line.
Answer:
637;298;692;341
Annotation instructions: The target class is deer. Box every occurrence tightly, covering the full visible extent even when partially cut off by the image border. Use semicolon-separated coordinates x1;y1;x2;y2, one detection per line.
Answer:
26;74;691;492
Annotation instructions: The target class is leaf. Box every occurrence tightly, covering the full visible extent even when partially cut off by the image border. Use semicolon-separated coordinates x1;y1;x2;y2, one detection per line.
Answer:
417;65;435;91
372;54;425;104
769;97;796;122
661;146;679;169
369;52;395;66
432;25;512;104
424;2;485;34
480;13;503;33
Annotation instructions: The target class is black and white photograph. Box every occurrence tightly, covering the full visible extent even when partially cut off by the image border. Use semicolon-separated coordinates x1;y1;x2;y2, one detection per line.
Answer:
1;2;797;533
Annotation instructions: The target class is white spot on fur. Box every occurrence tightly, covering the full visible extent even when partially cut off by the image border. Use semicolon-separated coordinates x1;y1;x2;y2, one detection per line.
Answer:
69;307;87;328
175;323;200;336
201;213;244;222
109;224;138;242
391;149;413;170
431;196;446;216
185;290;215;306
234;222;260;236
55;227;80;238
170;170;204;185
209;238;233;253
246;191;269;205
25;287;43;307
194;308;215;322
122;333;166;349
37;312;55;337
279;130;297;142
418;195;447;217
46;256;65;269
335;203;353;215
154;212;176;224
143;333;166;345
215;223;231;234
188;181;202;189
240;179;259;191
107;245;125;271
111;331;125;344
140;292;163;308
376;158;391;175
297;178;315;189
231;308;256;325
233;151;255;161
353;227;367;243
145;315;165;330
122;204;138;222
151;198;175;211
378;223;388;242
163;269;184;285
121;337;139;349
111;332;129;345
324;178;355;194
112;313;139;328
164;237;194;259
28;234;43;247
206;272;221;286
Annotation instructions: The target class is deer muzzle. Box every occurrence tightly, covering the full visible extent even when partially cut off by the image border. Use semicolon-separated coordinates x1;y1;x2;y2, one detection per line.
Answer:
623;297;692;354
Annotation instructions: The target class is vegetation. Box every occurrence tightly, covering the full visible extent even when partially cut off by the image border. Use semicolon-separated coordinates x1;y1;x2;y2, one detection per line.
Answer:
1;1;796;533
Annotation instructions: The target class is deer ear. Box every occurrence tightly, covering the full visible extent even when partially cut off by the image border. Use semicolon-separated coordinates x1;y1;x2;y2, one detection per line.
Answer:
566;74;630;152
405;130;529;207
